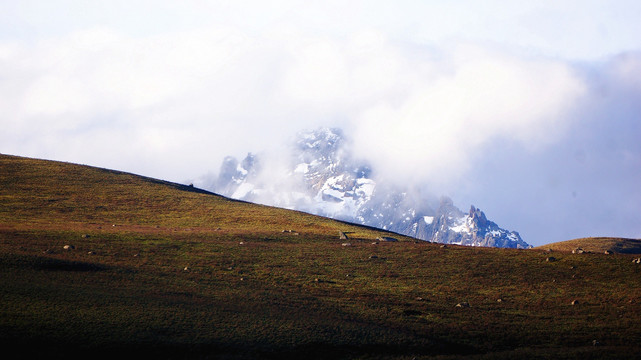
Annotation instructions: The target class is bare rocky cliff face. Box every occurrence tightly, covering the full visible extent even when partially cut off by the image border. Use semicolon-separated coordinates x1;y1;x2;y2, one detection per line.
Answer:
205;127;530;249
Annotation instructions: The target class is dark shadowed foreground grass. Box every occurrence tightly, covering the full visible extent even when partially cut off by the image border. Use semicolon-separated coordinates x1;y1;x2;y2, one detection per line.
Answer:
1;154;641;359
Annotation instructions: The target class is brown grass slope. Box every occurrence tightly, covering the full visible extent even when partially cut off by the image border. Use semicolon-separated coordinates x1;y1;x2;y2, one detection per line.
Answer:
2;153;641;360
535;237;641;254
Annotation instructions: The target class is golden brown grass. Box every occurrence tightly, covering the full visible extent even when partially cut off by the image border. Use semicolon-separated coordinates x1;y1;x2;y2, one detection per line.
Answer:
534;237;641;254
2;154;641;359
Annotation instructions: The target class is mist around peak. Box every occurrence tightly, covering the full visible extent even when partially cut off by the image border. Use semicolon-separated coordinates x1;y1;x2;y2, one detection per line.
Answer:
199;127;530;249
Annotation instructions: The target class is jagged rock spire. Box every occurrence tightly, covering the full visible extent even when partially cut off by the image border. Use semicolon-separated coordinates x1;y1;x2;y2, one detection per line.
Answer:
209;127;530;249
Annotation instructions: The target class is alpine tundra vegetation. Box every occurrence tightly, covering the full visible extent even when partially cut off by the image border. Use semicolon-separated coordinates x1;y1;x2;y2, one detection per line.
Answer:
1;153;641;359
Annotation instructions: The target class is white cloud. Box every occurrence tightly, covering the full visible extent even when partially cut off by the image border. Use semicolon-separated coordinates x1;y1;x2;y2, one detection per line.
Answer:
0;26;587;185
0;1;639;244
351;44;586;188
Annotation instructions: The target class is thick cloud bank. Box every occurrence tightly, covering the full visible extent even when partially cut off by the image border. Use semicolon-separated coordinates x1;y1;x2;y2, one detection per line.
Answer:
350;44;586;188
0;6;639;244
1;30;585;183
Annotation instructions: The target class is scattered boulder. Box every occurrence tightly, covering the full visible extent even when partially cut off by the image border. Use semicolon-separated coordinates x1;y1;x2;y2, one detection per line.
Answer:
571;300;579;306
368;255;379;259
546;257;557;262
63;245;75;250
456;302;470;308
339;231;349;240
496;298;504;303
341;243;352;247
239;241;245;245
572;248;585;254
371;241;379;245
440;245;447;249
632;258;641;264
592;340;600;347
81;234;90;238
604;250;612;255
415;297;426;302
183;266;189;272
87;251;95;255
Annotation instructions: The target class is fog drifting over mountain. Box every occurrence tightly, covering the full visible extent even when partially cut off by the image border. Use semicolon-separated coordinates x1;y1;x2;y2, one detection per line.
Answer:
1;1;640;245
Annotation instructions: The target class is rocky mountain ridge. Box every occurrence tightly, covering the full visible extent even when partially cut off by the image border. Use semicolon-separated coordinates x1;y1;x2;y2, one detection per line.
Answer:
205;127;530;249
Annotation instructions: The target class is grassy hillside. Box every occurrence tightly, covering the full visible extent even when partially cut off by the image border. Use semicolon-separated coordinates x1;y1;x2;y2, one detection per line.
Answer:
535;237;641;254
2;154;641;359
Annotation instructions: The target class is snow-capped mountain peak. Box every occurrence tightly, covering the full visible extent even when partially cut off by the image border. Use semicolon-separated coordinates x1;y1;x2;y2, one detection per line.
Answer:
206;127;530;249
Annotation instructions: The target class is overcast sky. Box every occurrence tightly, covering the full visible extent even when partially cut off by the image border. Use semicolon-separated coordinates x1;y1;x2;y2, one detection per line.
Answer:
1;1;640;245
